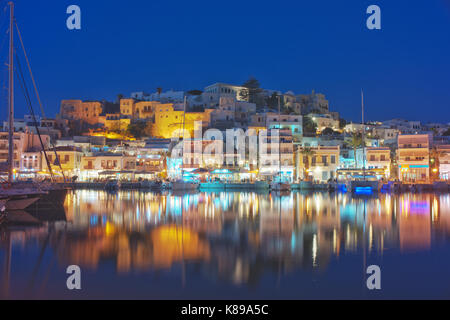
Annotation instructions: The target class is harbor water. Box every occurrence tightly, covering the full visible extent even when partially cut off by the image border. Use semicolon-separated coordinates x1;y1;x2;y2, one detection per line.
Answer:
1;190;450;299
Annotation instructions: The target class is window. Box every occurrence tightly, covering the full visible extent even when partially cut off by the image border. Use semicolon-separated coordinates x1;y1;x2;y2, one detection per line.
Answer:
331;155;336;164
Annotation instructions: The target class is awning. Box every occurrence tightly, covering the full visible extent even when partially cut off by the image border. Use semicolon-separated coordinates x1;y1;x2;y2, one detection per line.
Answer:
192;168;210;174
99;171;135;175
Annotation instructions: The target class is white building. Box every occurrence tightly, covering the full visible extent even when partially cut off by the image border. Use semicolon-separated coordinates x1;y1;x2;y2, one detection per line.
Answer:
309;113;340;133
382;119;422;134
203;83;247;108
437;145;450;180
258;129;294;182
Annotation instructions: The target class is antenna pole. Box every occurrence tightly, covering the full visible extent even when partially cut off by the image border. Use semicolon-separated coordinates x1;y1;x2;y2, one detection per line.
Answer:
278;95;281;183
361;89;366;180
8;2;14;183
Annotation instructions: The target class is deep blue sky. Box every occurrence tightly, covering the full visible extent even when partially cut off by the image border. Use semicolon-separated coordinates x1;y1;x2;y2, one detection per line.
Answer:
0;0;449;123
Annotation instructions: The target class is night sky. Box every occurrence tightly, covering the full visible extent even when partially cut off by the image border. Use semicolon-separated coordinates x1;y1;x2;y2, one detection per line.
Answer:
0;0;449;123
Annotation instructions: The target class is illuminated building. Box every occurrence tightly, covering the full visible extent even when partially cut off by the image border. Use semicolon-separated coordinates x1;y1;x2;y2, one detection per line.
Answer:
397;134;431;183
296;146;340;182
252;113;303;142
309;113;339;134
0;131;50;176
80;153;137;181
437;145;450;180
151;104;213;139
355;147;391;179
104;113;131;132
60;100;103;125
42;146;83;179
203;83;248;107
258;129;294;182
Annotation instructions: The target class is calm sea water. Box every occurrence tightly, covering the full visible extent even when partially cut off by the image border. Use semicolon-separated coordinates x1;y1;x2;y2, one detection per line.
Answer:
1;190;450;300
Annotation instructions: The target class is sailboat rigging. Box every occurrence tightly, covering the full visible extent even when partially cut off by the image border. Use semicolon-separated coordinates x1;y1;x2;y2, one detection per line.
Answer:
270;95;290;192
0;2;68;216
171;96;199;191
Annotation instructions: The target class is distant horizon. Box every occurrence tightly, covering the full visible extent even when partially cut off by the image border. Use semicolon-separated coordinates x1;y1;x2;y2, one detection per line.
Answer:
1;83;446;125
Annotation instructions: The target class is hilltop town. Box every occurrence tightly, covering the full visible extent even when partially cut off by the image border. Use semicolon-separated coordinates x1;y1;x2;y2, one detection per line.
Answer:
1;79;450;184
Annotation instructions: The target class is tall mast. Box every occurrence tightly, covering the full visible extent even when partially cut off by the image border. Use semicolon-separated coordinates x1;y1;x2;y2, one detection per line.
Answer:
361;89;366;181
278;95;281;183
8;2;14;183
181;95;187;178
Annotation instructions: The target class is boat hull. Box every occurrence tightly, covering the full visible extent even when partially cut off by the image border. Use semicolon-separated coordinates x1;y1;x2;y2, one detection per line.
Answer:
4;196;40;211
349;180;379;193
172;182;199;192
270;183;291;192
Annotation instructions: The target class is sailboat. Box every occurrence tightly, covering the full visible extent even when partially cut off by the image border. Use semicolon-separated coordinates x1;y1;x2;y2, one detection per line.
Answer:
348;90;379;194
0;190;41;211
270;95;291;192
171;96;199;192
1;2;68;215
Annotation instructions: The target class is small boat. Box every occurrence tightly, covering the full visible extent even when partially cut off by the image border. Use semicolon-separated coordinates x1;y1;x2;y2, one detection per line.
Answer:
105;179;120;192
8;182;68;211
171;180;199;192
254;181;270;190
140;180;163;190
433;181;449;192
348;179;379;194
270;182;291;192
200;182;225;191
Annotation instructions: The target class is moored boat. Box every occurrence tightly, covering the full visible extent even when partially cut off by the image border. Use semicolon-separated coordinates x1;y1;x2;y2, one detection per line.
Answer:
171;180;200;192
270;182;291;192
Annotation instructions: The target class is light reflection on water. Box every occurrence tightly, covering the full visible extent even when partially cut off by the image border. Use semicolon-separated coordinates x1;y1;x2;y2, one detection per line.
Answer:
1;191;450;299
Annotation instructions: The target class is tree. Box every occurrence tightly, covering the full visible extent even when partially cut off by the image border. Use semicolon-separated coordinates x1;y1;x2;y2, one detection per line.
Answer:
339;118;347;129
321;127;340;136
127;122;148;139
157;88;163;101
430;146;445;181
303;116;318;136
187;90;203;96
191;105;205;112
240;77;264;108
349;132;363;168
300;147;315;181
116;94;124;103
265;92;279;110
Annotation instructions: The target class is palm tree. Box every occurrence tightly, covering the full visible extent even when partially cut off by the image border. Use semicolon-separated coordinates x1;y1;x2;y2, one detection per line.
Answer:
303;116;318;136
300;147;315;181
155;151;171;179
157;87;163;101
348;132;363;168
430;146;445;181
